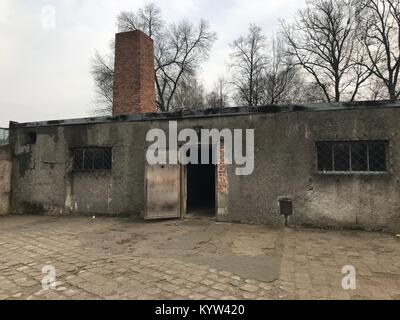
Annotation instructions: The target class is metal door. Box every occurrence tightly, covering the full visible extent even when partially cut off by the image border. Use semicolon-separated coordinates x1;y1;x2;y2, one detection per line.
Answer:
144;154;181;219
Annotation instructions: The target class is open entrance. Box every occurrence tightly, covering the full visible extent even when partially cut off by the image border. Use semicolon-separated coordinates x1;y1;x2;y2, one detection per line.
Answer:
186;145;216;218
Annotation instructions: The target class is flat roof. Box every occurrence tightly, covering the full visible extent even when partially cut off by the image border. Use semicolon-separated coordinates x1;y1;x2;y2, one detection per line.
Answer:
10;100;400;128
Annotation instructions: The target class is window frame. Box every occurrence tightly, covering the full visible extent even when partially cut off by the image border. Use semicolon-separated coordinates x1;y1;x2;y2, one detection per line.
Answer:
71;147;112;173
315;140;389;175
0;128;9;145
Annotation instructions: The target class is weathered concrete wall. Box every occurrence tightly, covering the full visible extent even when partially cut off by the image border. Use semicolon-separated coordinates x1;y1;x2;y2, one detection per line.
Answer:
220;110;400;233
0;145;12;215
9;107;400;232
10;123;147;216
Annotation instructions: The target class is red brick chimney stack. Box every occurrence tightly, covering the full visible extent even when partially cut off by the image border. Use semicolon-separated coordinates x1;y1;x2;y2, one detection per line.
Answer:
113;31;156;115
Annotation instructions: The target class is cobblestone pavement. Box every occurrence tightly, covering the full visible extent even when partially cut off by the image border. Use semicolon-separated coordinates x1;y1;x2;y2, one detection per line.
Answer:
0;215;399;300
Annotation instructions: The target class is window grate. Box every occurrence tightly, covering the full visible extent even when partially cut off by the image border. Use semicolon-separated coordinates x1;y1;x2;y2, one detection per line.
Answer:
0;128;9;145
316;141;388;174
72;147;112;172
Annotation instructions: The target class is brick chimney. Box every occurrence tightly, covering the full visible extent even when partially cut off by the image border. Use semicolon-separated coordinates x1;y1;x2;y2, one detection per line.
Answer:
113;31;156;115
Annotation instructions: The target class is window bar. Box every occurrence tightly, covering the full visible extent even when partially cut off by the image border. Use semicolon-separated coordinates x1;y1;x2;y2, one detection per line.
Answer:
101;149;105;169
332;143;335;172
366;143;370;172
82;150;86;171
385;142;388;171
348;143;352;173
90;150;93;171
91;150;94;170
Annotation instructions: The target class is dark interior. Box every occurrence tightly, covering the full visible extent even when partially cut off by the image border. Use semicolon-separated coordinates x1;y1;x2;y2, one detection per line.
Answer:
186;146;215;217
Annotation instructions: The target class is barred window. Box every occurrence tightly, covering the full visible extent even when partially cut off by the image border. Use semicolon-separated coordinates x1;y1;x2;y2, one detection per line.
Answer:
72;148;112;172
316;141;388;174
0;128;9;145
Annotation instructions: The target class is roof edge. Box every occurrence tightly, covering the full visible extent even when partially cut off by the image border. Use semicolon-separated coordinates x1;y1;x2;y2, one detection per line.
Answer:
10;100;400;129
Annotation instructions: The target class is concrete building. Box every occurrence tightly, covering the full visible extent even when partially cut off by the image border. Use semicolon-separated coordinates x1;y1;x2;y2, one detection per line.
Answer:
3;31;400;233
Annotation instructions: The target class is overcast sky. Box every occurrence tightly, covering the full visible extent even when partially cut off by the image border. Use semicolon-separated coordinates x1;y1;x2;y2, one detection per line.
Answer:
0;0;306;127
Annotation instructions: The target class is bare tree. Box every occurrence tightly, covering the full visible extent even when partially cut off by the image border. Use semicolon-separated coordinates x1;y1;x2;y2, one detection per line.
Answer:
282;0;372;102
368;78;390;100
264;36;303;104
357;0;400;100
153;19;217;111
296;82;327;103
229;24;269;106
206;77;229;108
90;51;114;114
170;73;206;110
117;3;163;38
91;3;216;114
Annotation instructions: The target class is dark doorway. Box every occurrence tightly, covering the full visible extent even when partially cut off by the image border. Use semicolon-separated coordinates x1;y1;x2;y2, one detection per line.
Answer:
186;145;216;218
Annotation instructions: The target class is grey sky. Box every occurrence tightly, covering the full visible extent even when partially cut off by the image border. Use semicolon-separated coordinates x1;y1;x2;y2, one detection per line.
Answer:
0;0;306;127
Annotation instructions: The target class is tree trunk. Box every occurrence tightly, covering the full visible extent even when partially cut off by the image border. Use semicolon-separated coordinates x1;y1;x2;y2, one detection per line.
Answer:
389;86;397;101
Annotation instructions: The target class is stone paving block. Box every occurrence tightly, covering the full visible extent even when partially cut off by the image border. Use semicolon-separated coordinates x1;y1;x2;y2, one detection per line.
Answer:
211;283;229;291
200;279;214;286
242;292;257;299
205;290;222;299
241;284;259;293
176;288;192;296
162;283;180;293
169;278;186;285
